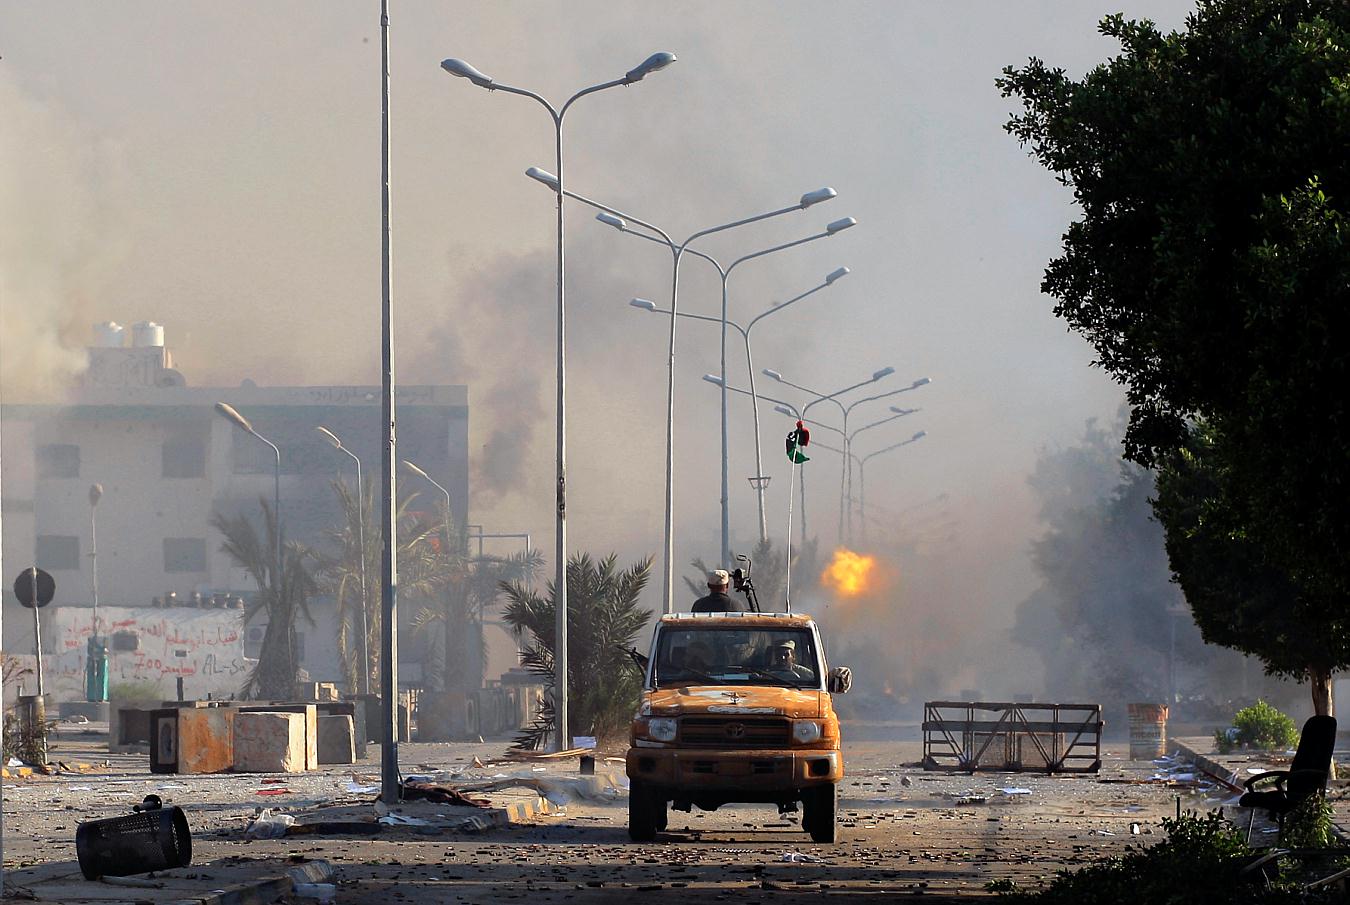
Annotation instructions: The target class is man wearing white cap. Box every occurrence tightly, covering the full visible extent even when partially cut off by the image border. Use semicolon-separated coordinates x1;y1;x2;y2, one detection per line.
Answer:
769;638;814;680
691;569;749;613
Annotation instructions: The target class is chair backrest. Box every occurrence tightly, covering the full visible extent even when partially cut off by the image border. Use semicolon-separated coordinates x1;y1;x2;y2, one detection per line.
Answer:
1287;714;1337;799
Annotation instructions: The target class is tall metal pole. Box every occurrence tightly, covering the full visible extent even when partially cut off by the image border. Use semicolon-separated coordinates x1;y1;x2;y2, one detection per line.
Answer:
552;113;570;753
1;413;5;896
378;0;400;803
348;454;370;696
718;274;730;567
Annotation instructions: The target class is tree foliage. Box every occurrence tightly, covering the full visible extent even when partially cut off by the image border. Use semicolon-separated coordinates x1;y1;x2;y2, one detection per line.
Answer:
210;498;317;700
998;2;1350;606
1153;423;1350;709
501;553;652;747
1013;418;1218;703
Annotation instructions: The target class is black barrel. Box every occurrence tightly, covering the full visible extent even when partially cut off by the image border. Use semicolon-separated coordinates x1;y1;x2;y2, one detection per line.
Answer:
75;806;191;880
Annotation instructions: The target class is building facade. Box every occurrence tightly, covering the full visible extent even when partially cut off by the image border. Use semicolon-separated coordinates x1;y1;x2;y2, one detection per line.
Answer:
1;324;468;701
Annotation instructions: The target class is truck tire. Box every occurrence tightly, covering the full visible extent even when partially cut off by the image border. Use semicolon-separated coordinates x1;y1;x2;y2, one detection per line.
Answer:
628;782;660;841
803;784;838;843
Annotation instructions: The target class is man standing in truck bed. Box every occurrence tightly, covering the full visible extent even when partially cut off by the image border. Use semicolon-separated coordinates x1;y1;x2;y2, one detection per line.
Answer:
691;569;750;613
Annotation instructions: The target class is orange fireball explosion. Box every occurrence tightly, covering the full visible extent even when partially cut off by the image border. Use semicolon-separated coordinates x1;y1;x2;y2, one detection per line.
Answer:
820;548;878;597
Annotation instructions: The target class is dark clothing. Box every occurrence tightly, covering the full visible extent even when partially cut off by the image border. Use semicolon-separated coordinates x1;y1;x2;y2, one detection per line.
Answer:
691;590;749;613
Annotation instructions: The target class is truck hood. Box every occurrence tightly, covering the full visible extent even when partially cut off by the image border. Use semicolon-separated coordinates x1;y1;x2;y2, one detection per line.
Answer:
647;685;822;719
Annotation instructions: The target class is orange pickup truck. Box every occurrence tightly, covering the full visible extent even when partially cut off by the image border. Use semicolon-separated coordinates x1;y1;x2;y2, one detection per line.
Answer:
626;612;851;842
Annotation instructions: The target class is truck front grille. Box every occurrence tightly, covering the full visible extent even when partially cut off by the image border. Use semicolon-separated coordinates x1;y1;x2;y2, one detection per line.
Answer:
679;716;790;748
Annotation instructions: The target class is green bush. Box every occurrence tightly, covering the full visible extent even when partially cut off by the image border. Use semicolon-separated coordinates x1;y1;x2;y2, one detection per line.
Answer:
1000;810;1323;904
1215;700;1299;753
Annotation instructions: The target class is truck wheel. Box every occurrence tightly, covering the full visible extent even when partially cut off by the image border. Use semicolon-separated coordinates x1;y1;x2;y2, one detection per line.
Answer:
628;782;659;842
803;784;838;844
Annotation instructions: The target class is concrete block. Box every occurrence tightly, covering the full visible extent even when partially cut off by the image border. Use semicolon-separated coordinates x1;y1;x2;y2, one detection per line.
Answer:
232;711;307;773
240;704;318;769
178;706;236;774
317;714;356;765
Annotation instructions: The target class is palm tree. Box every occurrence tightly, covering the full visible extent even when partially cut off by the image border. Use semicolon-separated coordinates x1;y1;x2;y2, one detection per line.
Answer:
502;553;652;748
411;545;544;693
210;499;318;700
317;481;451;694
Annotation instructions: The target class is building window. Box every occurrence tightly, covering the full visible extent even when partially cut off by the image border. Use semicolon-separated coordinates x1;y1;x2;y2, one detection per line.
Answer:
163;537;207;573
162;438;206;478
112;631;140;652
36;444;80;479
36;535;80;570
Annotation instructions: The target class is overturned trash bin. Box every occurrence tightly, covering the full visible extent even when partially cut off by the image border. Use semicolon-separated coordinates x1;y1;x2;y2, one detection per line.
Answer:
76;802;192;880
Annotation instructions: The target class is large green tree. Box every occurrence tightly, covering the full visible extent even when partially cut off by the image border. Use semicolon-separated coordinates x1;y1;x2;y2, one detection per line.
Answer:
1153;422;1350;714
999;2;1350;711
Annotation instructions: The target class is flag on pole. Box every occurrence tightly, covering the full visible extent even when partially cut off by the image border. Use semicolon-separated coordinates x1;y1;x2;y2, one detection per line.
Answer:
785;421;810;463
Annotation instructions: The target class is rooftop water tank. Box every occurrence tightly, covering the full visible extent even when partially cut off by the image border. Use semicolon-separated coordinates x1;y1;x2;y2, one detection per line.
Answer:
93;322;125;348
131;321;164;348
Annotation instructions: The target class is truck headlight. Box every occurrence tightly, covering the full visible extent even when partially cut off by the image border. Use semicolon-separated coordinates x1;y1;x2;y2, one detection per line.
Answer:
792;721;822;744
647;718;677;742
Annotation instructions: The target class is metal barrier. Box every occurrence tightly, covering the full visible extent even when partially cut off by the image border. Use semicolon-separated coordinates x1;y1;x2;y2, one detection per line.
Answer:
922;701;1102;774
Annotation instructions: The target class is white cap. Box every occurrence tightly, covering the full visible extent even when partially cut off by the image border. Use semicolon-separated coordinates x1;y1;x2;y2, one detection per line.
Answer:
774;639;796;650
708;569;731;587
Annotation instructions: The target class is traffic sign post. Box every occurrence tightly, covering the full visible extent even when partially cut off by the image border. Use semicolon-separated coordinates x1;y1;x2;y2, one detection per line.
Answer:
14;566;55;703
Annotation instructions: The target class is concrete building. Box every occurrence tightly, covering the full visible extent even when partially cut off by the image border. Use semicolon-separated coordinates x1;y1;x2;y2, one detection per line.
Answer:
1;323;468;701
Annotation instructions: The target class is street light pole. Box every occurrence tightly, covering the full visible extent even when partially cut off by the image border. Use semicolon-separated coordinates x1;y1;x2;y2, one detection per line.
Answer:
442;51;675;753
214;402;287;689
533;178;839;612
317;428;371;697
613;222;854;560
631;265;849;547
86;484;107;703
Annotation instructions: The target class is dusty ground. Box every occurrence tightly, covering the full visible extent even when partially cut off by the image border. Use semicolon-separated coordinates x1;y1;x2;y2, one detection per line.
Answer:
2;723;1334;903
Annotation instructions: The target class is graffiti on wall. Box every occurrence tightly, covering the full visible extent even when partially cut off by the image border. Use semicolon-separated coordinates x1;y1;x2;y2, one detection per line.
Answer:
47;606;255;701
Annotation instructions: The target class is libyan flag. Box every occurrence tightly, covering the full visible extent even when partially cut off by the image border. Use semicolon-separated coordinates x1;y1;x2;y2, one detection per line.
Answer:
786;421;810;463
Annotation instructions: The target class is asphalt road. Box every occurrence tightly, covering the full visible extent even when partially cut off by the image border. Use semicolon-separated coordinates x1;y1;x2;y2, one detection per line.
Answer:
1;727;1256;903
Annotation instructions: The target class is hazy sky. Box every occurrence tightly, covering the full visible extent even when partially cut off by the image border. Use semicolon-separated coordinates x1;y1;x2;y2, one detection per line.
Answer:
2;2;1196;665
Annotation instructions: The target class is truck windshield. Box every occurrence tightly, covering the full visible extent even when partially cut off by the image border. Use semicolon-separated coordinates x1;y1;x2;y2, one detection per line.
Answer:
653;627;820;688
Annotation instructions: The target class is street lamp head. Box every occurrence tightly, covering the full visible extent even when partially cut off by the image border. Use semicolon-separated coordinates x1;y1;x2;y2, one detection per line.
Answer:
890;406;918;415
402;459;432;481
912;430;928;441
773;405;796;418
825;266;850;285
315;426;343;450
625;51;677;83
872;367;896;381
911;376;932;388
596;212;627;231
440;58;494;88
799;187;837;208
525;166;560;191
701;374;725;386
630;298;658;311
214;402;254;434
826;217;857;234
762;368;784;382
89;483;103;507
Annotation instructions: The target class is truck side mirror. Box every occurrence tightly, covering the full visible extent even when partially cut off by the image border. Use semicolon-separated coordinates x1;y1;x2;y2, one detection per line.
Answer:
827;666;852;694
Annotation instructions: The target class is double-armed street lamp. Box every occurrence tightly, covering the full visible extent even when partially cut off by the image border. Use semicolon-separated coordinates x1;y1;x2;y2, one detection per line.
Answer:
525;171;840;612
631;265;850;548
812;430;928;544
611;216;855;564
317;427;371;697
441;51;676;753
763;371;931;544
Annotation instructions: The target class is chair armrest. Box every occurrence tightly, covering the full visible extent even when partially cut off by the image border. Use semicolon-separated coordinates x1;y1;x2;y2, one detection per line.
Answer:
1243;769;1290;791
